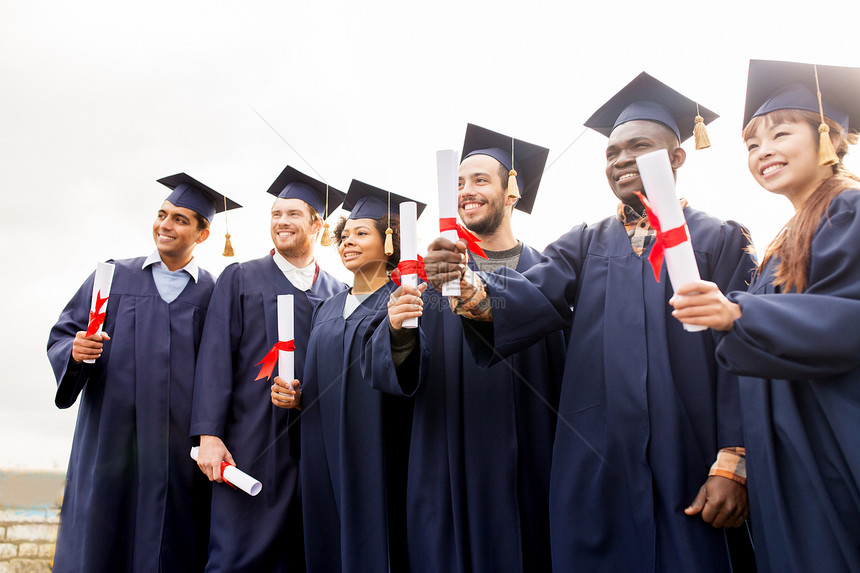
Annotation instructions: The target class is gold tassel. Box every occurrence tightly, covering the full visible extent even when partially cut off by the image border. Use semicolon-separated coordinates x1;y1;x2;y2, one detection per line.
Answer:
223;233;235;257
814;64;839;166
320;222;331;246
222;195;234;257
507;169;521;200
694;115;711;150
818;123;838;166
384;227;394;256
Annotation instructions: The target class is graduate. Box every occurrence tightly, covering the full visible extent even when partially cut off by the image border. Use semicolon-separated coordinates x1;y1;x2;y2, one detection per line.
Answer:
423;73;758;572
271;180;427;572
371;124;565;572
671;60;860;573
190;166;346;572
47;174;240;573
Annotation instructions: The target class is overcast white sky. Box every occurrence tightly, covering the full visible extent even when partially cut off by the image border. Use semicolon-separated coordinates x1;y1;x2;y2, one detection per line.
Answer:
2;0;859;468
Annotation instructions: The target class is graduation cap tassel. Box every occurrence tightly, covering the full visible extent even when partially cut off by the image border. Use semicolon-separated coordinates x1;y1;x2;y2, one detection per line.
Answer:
222;196;235;257
320;184;332;246
384;191;394;256
693;104;711;150
814;65;839;166
507;138;521;200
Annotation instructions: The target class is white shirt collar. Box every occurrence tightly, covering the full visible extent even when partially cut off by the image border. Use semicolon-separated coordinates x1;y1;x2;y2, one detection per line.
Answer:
272;251;316;291
142;250;199;282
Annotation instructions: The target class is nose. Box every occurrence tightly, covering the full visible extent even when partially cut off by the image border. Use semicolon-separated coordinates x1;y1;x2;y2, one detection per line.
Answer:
756;141;774;160
615;148;635;167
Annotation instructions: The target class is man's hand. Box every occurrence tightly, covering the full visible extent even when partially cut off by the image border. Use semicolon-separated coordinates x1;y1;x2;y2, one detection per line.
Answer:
197;435;235;483
684;475;749;528
388;283;427;330
271;377;301;410
423;237;468;292
71;331;111;363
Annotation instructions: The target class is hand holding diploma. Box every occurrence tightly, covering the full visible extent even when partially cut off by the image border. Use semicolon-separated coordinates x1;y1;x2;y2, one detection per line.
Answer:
670;280;742;332
79;262;115;363
387;283;427;330
191;443;262;496
71;331;111;363
271;377;301;409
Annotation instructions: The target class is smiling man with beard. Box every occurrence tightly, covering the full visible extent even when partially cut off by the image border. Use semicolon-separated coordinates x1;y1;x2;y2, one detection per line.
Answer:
190;166;346;572
371;124;566;572
423;75;757;572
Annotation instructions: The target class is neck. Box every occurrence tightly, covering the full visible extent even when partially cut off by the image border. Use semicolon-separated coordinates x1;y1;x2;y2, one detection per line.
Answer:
351;266;390;295
160;251;193;272
473;220;517;251
278;249;315;269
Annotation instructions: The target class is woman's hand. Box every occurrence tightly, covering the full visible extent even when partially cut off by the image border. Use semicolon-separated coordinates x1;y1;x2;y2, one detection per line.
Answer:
388;283;427;330
670;280;741;332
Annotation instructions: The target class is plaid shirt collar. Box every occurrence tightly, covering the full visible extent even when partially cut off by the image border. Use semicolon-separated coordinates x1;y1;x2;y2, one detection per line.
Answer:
616;199;689;256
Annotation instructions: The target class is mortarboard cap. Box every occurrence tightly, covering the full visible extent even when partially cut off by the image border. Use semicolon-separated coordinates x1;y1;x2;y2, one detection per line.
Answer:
743;59;860;131
584;72;718;148
343;180;427;220
157;173;241;222
265;165;346;219
461;123;550;214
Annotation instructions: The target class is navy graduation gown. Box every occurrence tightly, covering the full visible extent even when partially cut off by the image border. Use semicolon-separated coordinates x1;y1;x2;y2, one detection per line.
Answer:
466;208;756;572
301;281;427;573
373;243;565;572
190;255;344;573
717;190;860;573
47;257;214;573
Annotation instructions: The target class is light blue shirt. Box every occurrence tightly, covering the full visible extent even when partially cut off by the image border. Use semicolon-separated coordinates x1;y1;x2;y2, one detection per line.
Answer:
142;251;199;303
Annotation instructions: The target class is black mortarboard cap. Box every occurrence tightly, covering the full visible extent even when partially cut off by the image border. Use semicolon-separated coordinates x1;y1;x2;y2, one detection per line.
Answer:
460;123;550;214
743;59;860;130
343;180;427;220
584;72;718;145
157;173;241;222
265;165;346;219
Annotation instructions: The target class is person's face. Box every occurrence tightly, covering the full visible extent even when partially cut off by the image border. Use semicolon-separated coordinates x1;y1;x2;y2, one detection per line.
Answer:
152;201;208;260
605;120;685;208
337;218;387;276
458;154;510;235
271;198;319;258
745;116;833;206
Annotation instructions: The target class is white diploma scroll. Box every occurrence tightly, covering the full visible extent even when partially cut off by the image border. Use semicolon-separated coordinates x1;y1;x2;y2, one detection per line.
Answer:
635;149;706;332
436;149;460;296
399;201;419;329
84;262;116;364
190;446;262;496
278;294;295;382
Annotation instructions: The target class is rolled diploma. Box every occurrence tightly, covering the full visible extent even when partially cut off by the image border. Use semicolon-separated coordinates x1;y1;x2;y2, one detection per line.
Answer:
399;201;419;329
190;446;262;496
85;262;116;364
278;294;294;382
436;149;460;296
635;149;706;333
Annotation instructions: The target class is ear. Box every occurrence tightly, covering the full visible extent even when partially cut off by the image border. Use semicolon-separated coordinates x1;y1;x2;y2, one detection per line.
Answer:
311;216;323;236
195;228;210;245
670;146;686;170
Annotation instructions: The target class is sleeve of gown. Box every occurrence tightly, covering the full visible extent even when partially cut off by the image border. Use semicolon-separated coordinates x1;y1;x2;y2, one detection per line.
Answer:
718;196;860;380
190;264;244;438
464;224;584;367
47;271;97;409
365;312;428;398
706;220;757;449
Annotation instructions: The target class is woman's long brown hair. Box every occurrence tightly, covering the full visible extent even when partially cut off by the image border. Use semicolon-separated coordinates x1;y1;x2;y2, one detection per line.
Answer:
743;108;860;292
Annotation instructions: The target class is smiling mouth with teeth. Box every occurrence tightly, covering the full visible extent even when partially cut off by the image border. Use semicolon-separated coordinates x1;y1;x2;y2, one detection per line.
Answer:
617;172;639;182
460;201;484;212
761;164;785;176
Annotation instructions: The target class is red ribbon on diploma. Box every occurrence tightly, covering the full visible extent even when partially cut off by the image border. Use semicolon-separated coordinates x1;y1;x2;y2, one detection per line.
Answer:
85;290;109;337
439;217;487;259
391;255;428;286
220;461;237;490
254;340;296;381
634;191;690;283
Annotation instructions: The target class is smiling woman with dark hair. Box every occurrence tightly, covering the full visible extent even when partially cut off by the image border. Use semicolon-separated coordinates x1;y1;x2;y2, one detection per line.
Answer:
272;180;427;573
671;60;860;573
